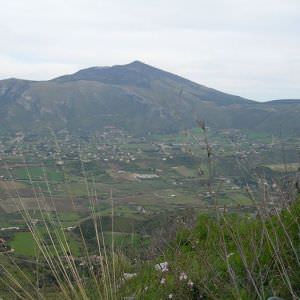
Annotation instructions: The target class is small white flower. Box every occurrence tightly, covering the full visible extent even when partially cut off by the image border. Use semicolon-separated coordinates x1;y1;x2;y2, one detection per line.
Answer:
160;277;166;285
155;261;169;272
168;293;173;298
179;272;188;281
187;279;194;287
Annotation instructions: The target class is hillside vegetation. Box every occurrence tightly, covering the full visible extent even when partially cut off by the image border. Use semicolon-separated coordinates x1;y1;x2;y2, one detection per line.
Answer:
123;195;300;299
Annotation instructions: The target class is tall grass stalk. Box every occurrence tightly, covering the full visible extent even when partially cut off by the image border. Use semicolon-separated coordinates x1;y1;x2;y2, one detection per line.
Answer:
0;143;121;299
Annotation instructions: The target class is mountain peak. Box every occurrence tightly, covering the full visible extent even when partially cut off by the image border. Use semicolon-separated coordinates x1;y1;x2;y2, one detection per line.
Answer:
127;60;145;66
53;61;165;86
125;60;163;73
52;61;252;104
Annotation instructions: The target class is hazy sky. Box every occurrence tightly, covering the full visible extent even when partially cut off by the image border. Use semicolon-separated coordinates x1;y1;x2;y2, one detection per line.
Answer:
1;0;299;101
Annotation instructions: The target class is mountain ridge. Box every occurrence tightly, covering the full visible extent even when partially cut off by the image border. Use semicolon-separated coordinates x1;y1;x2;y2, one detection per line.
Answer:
0;61;299;136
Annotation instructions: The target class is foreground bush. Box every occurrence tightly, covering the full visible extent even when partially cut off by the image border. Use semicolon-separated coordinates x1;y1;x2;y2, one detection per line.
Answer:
123;197;300;299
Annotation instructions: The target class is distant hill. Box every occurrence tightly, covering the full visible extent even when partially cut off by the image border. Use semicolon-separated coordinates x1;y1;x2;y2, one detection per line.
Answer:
0;61;299;136
264;99;300;105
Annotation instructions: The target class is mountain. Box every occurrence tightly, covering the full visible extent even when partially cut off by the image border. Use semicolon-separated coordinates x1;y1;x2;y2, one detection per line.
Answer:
0;61;299;136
